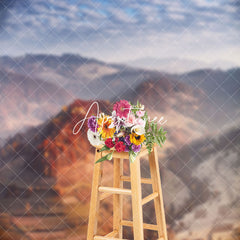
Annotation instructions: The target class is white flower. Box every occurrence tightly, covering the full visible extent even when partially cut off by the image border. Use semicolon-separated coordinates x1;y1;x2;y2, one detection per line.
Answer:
87;129;104;146
131;125;145;135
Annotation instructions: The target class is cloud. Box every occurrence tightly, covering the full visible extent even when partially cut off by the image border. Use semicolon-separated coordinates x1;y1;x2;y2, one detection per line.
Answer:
0;0;16;28
0;0;239;67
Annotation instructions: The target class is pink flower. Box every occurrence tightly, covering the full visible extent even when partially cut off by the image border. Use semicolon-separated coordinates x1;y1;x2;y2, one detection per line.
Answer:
136;110;145;117
113;100;131;118
135;118;146;126
125;113;136;127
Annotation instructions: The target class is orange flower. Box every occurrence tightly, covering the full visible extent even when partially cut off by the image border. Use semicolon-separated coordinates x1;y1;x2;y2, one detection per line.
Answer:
98;116;115;139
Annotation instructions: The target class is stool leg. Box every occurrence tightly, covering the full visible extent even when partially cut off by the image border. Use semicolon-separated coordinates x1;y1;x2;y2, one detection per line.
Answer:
87;150;103;240
113;158;123;238
149;146;168;240
130;155;144;240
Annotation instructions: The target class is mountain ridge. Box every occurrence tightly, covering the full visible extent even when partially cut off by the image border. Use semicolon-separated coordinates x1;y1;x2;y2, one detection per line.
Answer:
127;56;239;73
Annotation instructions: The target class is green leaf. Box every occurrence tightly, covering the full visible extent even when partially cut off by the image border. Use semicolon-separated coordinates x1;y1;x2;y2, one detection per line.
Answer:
155;136;162;147
153;123;157;134
145;119;149;132
95;152;113;164
129;151;138;163
106;152;113;160
98;145;110;152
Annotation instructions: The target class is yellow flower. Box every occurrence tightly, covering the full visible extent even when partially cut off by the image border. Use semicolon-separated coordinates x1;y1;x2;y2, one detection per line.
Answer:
129;132;146;145
98;116;115;139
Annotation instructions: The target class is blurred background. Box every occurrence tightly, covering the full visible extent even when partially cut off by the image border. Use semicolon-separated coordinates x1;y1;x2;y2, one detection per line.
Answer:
0;0;240;239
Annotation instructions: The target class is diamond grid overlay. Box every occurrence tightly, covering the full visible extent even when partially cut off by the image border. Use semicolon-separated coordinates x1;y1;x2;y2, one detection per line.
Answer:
0;1;240;240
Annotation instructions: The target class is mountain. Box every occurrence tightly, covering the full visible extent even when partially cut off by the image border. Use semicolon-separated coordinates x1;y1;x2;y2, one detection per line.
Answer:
173;68;240;126
127;57;238;73
1;54;239;139
118;76;224;146
0;53;166;99
1;54;239;103
180;68;240;104
0;54;120;85
0;68;74;138
0;99;110;184
0;54;123;99
0;54;180;138
0;138;4;147
0;99;133;240
0;97;197;239
1;53;239;150
0;53;239;239
168;125;240;239
138;125;240;239
175;68;240;102
0;99;239;239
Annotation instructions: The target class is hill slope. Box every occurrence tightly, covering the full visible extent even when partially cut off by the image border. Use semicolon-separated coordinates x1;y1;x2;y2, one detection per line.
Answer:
1;98;239;239
173;68;240;128
0;99;130;240
0;68;74;138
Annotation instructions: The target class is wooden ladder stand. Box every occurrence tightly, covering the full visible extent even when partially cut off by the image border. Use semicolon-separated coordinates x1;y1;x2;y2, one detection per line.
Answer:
87;145;168;240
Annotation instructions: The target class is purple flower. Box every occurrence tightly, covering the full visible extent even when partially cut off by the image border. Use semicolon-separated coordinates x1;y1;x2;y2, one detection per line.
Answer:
88;116;98;132
124;145;130;152
131;144;141;153
125;135;131;146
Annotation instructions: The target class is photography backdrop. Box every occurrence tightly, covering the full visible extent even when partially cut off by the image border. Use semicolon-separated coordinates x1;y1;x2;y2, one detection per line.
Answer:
0;1;240;240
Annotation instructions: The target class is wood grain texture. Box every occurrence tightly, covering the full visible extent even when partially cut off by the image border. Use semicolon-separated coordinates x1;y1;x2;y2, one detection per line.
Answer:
98;186;131;195
120;175;152;184
87;149;103;240
142;192;159;205
149;146;168;240
121;220;158;231
130;155;144;240
113;158;123;238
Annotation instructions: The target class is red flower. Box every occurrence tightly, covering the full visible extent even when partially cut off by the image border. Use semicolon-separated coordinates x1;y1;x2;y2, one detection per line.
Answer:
115;141;125;152
105;138;115;148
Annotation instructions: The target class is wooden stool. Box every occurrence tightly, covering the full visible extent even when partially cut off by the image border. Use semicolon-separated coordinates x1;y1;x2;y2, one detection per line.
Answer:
87;146;168;240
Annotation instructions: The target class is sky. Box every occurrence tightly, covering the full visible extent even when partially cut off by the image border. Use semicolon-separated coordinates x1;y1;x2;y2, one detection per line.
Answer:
0;0;239;67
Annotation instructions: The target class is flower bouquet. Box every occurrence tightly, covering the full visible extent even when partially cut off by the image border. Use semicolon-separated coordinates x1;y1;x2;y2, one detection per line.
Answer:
87;100;167;163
